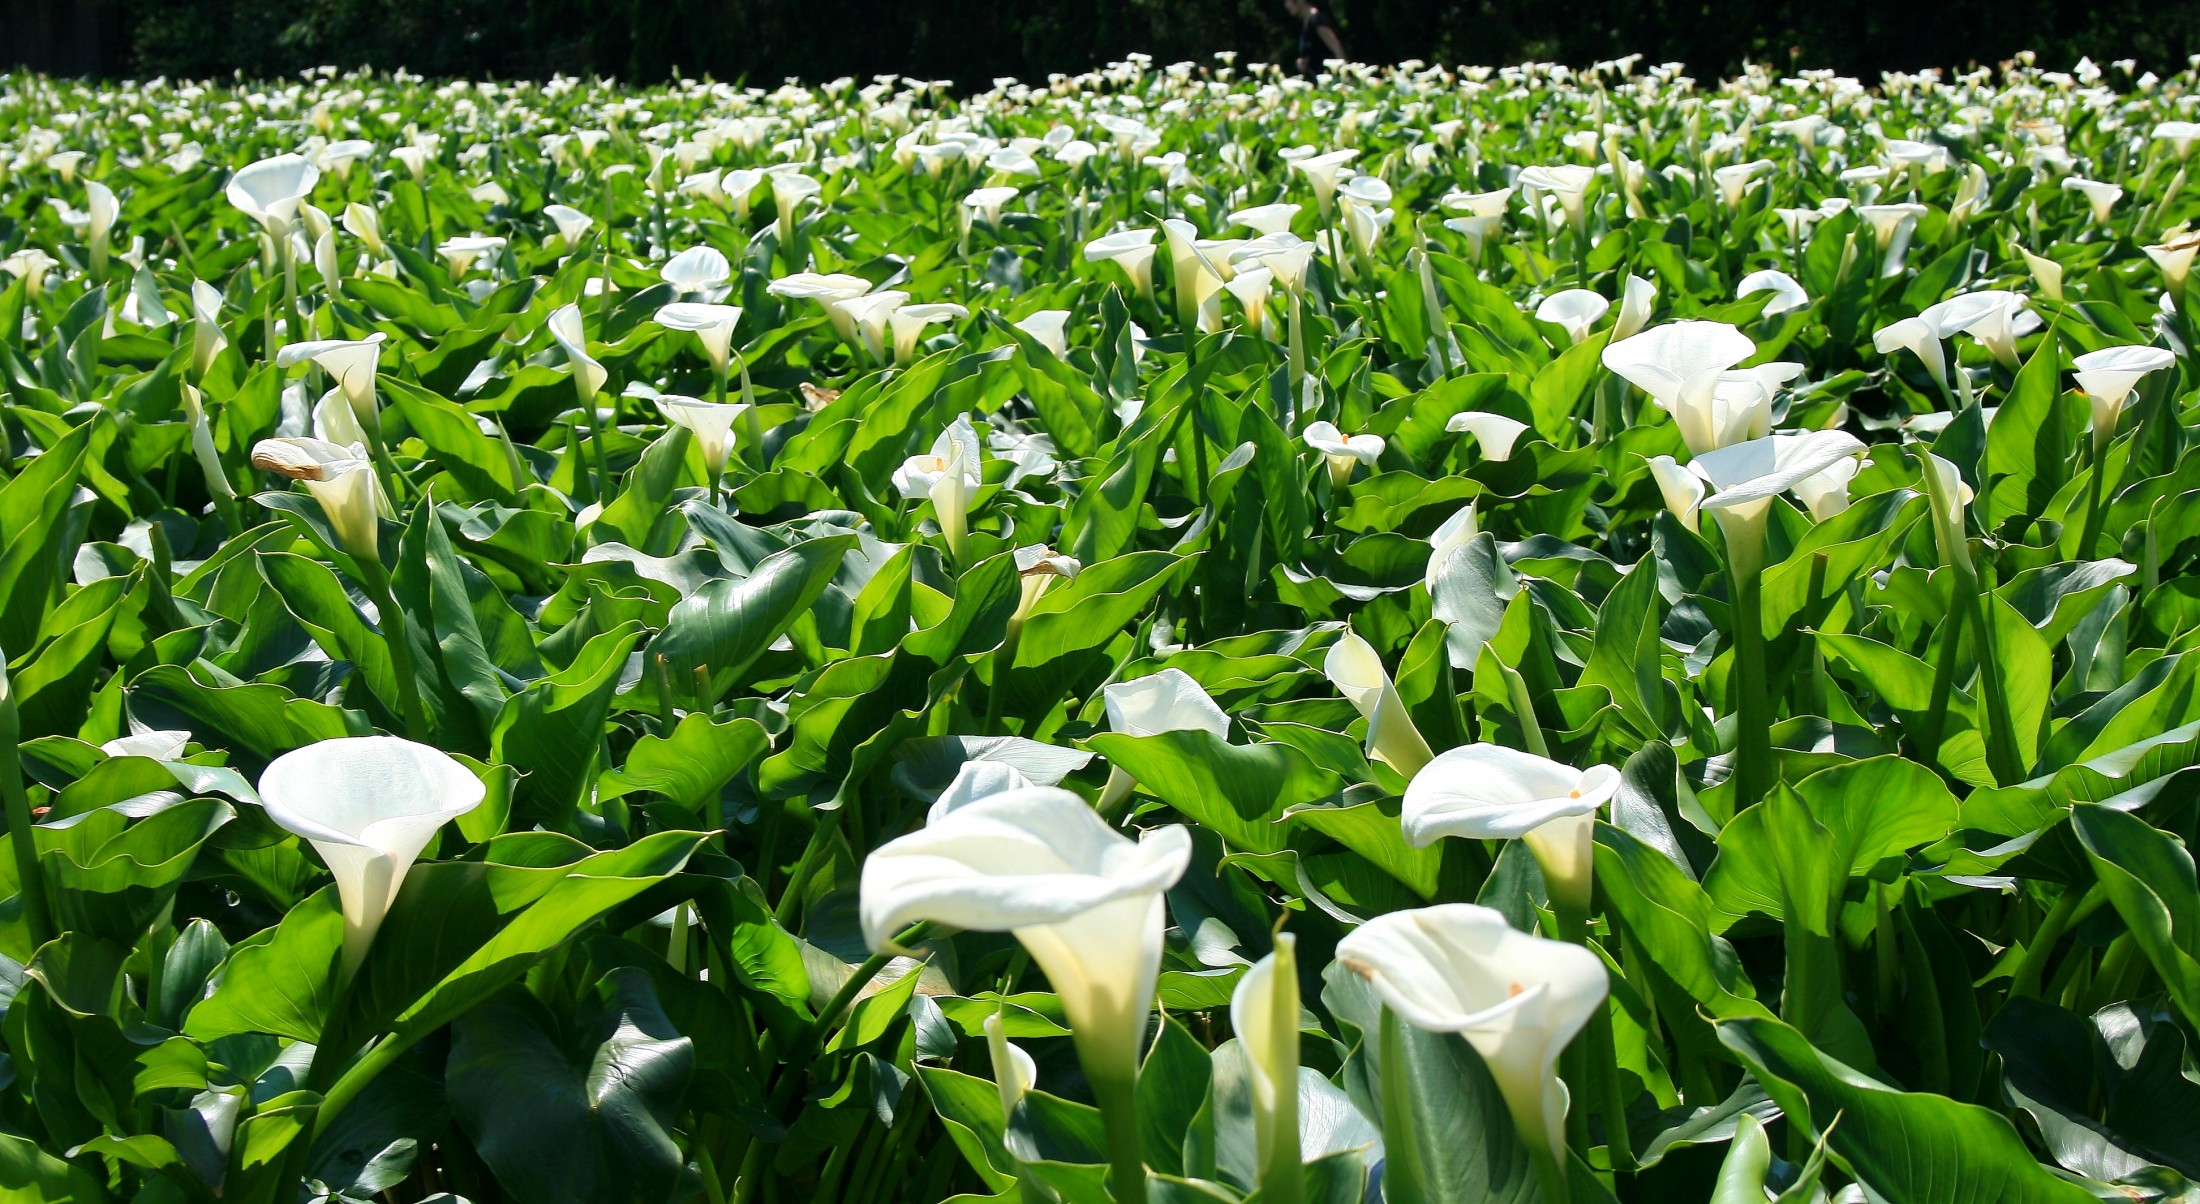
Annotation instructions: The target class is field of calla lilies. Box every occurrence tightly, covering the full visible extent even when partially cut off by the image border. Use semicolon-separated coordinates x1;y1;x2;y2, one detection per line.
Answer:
2;49;2200;1204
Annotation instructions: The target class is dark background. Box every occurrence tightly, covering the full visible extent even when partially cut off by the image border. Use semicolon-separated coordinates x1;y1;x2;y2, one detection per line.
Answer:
4;0;2196;86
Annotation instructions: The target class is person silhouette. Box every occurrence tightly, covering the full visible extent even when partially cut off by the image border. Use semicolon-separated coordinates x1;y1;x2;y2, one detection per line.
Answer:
1284;0;1346;74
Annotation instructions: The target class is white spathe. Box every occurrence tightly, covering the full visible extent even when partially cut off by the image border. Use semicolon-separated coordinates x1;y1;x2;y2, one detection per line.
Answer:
859;787;1192;1077
2073;345;2176;442
1402;744;1619;915
259;736;485;973
1324;630;1433;775
1335;903;1609;1170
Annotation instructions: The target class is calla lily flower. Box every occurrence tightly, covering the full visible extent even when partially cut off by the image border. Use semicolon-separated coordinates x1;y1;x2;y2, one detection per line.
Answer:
1228;202;1300;236
1402;744;1620;915
655;302;744;377
85;180;117;276
1920;450;1976;572
1335;903;1609;1177
662;244;732;298
437;235;505;278
1324;630;1433;775
767;272;874;342
227;153;320;240
2017;246;2064;300
260;736;485;974
1857;202;1927;276
1425;504;1480;589
2144;230;2200;300
1011;545;1081;621
1517;164;1595;230
277;334;387;428
655;394;752;477
2073;345;2176;445
1442;214;1504;261
1923;290;2036;369
1015;309;1071;359
342;203;388;259
1097;667;1232;813
1085;229;1160;298
1232;933;1302;1197
1163;219;1228;332
548;303;607;404
893;414;984;559
769;171;823;245
1303;420;1384;486
1601;321;1762;455
544;203;594;249
181;384;234;502
1695;430;1868;577
1711;159;1774;208
859;787;1191;1199
1645;454;1706;531
1447;411;1528;461
889;303;966;364
252;437;382;561
1792;457;1861;521
1737;269;1808;316
962;185;1020;230
1224;267;1276;338
1872;316;1950;394
191;281;226;377
2062;176;2124;224
832;290;913;364
986;1010;1038;1122
3;249;56;297
1535;289;1609;344
1612;274;1657;340
1289;149;1360;214
2153;121;2200;159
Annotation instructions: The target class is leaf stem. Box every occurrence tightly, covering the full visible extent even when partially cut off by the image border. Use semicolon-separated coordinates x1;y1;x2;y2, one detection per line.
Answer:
0;661;55;950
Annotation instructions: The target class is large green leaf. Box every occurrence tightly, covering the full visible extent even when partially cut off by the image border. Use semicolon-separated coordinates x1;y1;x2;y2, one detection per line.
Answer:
1717;1015;2097;1204
447;969;693;1204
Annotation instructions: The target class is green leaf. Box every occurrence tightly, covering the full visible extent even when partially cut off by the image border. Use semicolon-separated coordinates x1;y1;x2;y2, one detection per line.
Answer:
1716;1014;2097;1204
490;621;644;828
447;969;693;1204
2069;802;2200;1027
1088;731;1341;854
642;535;854;709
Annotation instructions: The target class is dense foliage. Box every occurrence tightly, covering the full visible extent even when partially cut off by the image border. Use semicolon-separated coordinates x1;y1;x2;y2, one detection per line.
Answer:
0;52;2199;1204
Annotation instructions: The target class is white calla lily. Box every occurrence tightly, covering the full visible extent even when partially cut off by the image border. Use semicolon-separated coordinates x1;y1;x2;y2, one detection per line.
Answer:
893;415;984;559
1085;229;1160;298
1097;667;1232;813
277;334;386;428
859;787;1191;1203
1303;420;1384;486
655;302;744;377
1645;454;1706;532
259;736;485;974
662;244;732;298
1324;630;1433;775
1535;289;1610;344
1403;745;1620;915
1335;903;1608;1185
2073;345;2176;445
227;154;320;240
251;437;382;561
1695;430;1869;577
548;303;607;403
1600;321;1760;455
1447;411;1528;461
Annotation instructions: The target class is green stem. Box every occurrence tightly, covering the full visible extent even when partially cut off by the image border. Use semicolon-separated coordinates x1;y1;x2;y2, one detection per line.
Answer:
2079;433;2111;558
1533;1147;1574;1204
1731;570;1775;811
1089;1064;1148;1204
1917;586;1967;765
1501;663;1550;758
357;559;431;742
1960;570;2026;786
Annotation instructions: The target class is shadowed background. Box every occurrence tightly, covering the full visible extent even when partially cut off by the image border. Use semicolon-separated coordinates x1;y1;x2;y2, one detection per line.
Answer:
3;0;2195;88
